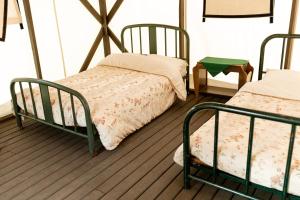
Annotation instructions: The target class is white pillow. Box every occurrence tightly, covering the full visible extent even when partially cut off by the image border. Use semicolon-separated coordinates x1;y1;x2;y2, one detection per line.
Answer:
147;54;188;77
264;69;300;83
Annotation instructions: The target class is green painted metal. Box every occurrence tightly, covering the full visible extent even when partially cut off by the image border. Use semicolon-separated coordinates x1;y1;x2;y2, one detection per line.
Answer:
258;33;300;80
39;84;54;124
19;82;28;115
10;78;101;156
213;110;219;182
57;89;66;127
130;27;133;53
139;27;142;54
28;82;38;118
121;23;190;94
148;26;157;54
245;116;255;193
183;102;300;199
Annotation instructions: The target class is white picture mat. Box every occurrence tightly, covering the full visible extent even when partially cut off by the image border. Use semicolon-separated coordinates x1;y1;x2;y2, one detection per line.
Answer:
205;0;271;16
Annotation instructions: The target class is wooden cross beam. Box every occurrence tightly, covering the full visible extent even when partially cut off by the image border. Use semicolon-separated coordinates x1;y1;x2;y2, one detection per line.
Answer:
79;0;124;72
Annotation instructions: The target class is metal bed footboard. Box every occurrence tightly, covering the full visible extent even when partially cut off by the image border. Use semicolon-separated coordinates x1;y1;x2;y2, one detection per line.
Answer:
10;78;101;156
183;102;300;200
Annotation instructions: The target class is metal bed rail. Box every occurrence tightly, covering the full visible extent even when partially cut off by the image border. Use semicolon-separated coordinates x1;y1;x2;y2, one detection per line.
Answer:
10;78;101;156
258;33;300;80
183;102;300;200
121;23;190;94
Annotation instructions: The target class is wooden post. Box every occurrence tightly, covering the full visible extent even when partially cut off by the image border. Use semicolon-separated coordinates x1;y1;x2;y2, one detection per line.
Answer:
179;0;186;59
80;0;124;71
284;0;299;69
99;0;110;56
23;0;43;79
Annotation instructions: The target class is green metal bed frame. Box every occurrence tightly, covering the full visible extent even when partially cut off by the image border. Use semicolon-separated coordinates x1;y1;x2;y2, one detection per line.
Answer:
183;34;300;200
10;23;190;156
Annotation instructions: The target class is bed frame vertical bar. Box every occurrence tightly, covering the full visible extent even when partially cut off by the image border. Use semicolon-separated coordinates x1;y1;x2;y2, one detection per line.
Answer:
10;82;23;129
70;94;78;132
280;38;286;70
282;124;297;199
39;84;54;124
245;116;255;193
164;28;167;56
130;28;133;53
57;89;66;128
213;110;219;182
29;82;38;118
139;27;142;54
19;82;28;115
149;26;157;54
183;108;192;189
175;30;178;58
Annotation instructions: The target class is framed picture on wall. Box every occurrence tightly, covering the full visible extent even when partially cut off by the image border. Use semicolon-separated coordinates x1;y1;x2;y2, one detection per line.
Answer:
0;0;22;42
202;0;274;23
0;0;8;41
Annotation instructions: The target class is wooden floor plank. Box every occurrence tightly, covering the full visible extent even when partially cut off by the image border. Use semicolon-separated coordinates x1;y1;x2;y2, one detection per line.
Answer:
30;96;199;200
0;95;277;200
118;154;176;200
58;98;204;200
253;188;273;200
0;129;66;175
192;177;225;200
155;171;185;200
116;107;219;200
0;125;54;156
213;179;240;200
0;120;37;139
7;144;88;200
174;173;210;200
0;122;41;145
231;184;256;200
0;133;75;184
0;138;84;199
82;189;104;200
136;164;182;200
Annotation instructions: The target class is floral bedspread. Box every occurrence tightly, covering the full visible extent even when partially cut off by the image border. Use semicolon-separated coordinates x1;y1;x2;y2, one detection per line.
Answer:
174;86;300;196
17;65;176;150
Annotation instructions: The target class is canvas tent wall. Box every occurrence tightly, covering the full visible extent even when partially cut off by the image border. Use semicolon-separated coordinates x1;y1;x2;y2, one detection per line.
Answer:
0;0;299;119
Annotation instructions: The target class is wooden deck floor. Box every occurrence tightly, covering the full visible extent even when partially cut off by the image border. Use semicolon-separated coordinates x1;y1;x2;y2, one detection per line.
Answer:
0;94;275;200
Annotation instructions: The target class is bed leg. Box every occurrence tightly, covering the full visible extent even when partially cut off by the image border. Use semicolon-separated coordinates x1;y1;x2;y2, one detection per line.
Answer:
14;107;23;130
184;165;191;189
88;133;102;157
16;114;23;129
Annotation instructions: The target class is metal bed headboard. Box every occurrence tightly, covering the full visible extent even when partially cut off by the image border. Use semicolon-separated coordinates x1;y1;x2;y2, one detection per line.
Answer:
258;34;300;80
121;24;190;93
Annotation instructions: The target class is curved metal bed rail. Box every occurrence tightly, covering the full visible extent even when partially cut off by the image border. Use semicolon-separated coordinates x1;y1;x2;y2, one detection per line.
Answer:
10;78;101;156
183;102;300;200
258;33;300;80
121;23;190;94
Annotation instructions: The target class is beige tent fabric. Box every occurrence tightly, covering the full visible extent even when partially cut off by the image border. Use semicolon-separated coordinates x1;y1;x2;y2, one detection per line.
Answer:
0;0;22;39
205;0;271;16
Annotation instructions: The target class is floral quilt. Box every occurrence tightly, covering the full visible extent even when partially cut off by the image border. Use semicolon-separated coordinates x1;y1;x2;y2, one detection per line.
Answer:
17;65;177;150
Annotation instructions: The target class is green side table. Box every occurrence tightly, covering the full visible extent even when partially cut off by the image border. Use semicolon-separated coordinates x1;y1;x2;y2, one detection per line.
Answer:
193;57;254;97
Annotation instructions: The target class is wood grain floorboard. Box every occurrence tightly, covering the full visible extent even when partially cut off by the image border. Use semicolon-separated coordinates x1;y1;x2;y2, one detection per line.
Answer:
58;98;202;200
30;96;198;200
0;95;276;200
